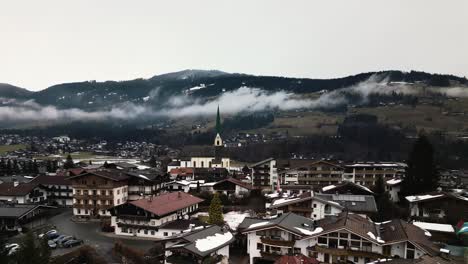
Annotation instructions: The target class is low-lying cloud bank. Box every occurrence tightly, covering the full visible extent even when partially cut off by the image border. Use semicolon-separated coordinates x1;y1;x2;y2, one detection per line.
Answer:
0;74;467;125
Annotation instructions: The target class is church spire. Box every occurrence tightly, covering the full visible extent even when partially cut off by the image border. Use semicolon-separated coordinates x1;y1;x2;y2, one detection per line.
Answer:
214;105;223;147
216;105;221;135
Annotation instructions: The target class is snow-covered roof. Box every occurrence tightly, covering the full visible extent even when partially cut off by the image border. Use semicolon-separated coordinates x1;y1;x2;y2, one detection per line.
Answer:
224;211;250;231
412;222;455;233
405;194;444;202
322;185;336;192
294;227;323;235
194;232;233;252
386;178;402;185
271;197;300;206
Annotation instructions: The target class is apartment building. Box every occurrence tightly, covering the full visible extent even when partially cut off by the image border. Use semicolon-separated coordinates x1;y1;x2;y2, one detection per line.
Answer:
251;158;278;189
342;163;406;187
29;175;73;206
69;169;129;219
280;161;344;189
109;192;203;238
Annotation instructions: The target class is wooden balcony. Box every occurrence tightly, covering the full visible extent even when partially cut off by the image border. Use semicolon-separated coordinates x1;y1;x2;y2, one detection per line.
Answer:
73;203;113;210
289;206;313;213
260;237;295;247
260;251;282;261
312;245;384;258
73;194;114;200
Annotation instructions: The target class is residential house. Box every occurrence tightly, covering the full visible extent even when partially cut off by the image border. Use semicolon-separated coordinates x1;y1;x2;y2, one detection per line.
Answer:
405;191;468;225
240;212;440;264
0;181;47;204
29;175;73;206
268;192;377;220
212;178;255;197
0;204;56;233
280;161;344;189
109;192;203;238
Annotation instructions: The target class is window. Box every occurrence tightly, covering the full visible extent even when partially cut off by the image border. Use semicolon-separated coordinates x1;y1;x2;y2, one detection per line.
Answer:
354;257;359;263
318;237;327;245
163;232;168;237
122;227;128;233
77;209;81;214
144;229;148;235
313;203;317;208
257;243;262;250
151;231;155;235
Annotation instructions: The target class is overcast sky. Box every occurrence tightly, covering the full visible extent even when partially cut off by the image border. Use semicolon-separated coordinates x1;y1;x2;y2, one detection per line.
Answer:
1;0;467;91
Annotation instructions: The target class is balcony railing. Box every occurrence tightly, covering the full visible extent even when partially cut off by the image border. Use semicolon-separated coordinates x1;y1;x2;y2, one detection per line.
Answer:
260;237;295;247
312;245;383;258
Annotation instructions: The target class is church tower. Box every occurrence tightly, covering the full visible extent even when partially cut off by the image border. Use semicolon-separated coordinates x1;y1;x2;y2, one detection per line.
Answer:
214;105;223;147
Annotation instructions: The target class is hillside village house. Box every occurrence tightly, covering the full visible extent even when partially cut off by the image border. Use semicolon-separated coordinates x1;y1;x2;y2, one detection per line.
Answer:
109;192;203;238
0;204;56;233
239;212;440;264
0;181;47;204
212;177;255;197
267;192;377;220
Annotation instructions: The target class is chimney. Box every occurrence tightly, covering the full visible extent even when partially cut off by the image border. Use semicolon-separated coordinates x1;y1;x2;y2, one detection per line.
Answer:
178;191;181;198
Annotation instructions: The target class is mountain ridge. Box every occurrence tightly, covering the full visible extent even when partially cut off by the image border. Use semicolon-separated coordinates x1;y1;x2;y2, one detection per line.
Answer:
0;69;466;110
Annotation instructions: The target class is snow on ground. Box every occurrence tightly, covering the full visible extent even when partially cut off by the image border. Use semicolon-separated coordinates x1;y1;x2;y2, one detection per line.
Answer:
195;232;233;252
412;222;455;233
248;221;270;229
294;227;323;236
224;211;250;231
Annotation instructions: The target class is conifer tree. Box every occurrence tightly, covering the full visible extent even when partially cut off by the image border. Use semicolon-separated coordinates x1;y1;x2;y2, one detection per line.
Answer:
16;231;50;264
208;193;224;225
64;154;75;169
402;135;439;196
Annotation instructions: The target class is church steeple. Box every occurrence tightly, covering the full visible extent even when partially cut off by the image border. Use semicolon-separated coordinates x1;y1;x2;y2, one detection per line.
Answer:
214;105;223;147
216;105;221;135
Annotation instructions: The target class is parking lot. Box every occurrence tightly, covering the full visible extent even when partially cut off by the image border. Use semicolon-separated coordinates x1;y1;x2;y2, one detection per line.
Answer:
9;209;155;263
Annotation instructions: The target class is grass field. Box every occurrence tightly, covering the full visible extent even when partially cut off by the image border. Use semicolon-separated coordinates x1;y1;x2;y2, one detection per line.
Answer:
0;144;27;154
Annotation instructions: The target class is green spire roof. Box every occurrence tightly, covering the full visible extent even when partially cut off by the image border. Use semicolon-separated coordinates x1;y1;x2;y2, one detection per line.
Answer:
216;105;221;134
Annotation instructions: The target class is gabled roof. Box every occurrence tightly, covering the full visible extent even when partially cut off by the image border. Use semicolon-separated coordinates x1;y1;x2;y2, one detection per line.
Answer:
299;212;439;256
0;204;56;219
405;191;468;203
315;193;377;213
213;178;255;190
165;225;234;257
29;175;71;186
241;212;320;237
0;182;42;196
268;192;345;210
321;181;374;195
129;192;203;217
67;169;129;182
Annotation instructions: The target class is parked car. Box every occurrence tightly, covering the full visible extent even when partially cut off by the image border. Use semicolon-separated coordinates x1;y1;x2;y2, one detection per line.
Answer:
47;240;57;249
5;243;20;256
58;236;74;246
39;229;57;238
63;239;83;248
52;235;67;243
47;232;60;240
